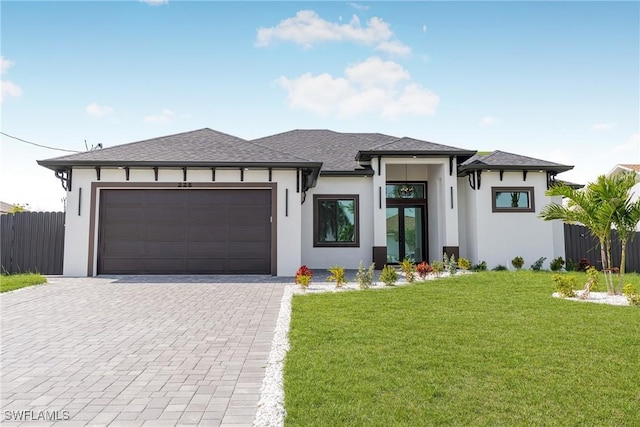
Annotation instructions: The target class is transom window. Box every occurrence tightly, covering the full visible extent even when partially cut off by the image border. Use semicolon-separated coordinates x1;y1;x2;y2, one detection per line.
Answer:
386;183;425;199
313;195;359;247
492;187;535;212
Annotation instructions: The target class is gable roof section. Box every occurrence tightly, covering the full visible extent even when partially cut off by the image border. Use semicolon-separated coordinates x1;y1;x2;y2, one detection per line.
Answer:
458;150;572;174
38;128;319;170
608;164;640;176
356;136;476;161
252;130;475;173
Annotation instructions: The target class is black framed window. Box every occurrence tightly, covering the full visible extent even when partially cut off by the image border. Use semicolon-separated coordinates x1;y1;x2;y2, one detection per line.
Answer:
492;187;535;212
313;195;359;247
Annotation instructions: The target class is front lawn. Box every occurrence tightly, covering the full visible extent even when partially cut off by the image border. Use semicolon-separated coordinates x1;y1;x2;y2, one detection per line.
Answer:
284;271;640;426
0;273;47;293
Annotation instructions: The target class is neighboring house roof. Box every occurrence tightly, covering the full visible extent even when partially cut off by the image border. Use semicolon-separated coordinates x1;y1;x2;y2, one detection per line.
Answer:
458;150;573;174
607;164;640;176
0;201;15;214
38;128;320;170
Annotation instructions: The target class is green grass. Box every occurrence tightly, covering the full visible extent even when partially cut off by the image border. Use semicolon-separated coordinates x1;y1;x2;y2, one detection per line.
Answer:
0;273;47;293
284;271;640;426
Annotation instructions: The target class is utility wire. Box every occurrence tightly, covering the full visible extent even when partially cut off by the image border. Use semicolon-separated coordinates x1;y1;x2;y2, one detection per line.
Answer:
1;131;82;153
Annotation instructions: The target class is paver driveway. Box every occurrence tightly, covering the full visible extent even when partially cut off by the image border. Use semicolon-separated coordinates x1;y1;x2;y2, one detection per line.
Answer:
1;276;287;426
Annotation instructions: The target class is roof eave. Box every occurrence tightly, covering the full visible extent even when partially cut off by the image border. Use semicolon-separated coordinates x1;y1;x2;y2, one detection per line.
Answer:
457;164;574;176
320;169;374;177
356;150;477;161
37;160;323;171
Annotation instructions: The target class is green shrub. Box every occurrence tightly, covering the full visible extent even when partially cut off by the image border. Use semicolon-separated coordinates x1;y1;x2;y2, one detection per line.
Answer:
327;265;347;288
457;257;471;271
355;261;375;290
623;284;640;307
511;256;524;270
623;283;636;297
565;258;577;272
444;253;457;275
492;265;508;271
585;266;600;292
472;261;487;272
550;257;565;272
416;261;433;280
400;259;416;283
531;257;547;271
553;274;576;298
380;265;398;286
431;260;444;277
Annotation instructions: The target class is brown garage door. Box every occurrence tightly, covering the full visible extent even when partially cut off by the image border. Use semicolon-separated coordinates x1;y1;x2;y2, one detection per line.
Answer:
98;189;272;274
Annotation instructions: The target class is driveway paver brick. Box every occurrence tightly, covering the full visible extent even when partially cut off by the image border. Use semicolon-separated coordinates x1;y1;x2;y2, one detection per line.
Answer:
1;276;287;426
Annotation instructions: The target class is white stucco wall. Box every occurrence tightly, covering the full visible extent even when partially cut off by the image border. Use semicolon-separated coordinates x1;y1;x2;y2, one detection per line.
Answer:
301;175;374;269
61;166;301;276
463;170;561;269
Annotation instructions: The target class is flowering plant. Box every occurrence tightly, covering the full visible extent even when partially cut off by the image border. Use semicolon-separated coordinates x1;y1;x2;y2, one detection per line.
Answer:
295;265;313;290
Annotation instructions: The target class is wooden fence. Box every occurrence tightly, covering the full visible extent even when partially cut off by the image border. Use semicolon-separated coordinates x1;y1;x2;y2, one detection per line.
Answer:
564;223;640;273
1;212;65;275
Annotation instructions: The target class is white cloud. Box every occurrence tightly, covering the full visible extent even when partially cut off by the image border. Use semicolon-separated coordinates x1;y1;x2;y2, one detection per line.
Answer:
479;116;500;127
1;57;22;103
375;40;412;57
139;0;168;5
256;10;410;56
591;123;614;131
1;56;15;74
86;102;114;118
349;2;370;11
144;109;175;123
1;80;23;103
277;56;439;118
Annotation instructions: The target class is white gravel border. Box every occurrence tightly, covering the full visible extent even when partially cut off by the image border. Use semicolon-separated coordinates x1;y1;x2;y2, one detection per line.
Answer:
253;285;293;427
552;290;630;306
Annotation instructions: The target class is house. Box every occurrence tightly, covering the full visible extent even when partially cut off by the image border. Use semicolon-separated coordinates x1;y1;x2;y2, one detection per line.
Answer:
607;164;640;230
38;128;572;276
0;201;16;214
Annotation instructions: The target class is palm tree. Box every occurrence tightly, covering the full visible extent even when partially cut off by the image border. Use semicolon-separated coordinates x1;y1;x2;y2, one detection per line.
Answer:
608;172;640;291
540;180;617;294
540;173;638;295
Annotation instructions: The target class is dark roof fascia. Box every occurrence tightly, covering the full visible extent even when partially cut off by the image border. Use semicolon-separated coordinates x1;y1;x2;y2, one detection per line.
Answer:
320;169;375;177
356;150;477;161
457;164;573;176
37;160;323;171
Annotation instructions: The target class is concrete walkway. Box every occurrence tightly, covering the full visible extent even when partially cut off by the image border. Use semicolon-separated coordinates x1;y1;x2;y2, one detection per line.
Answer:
0;276;288;426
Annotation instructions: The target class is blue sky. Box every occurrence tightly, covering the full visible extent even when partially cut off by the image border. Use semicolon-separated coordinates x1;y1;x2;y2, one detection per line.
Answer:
1;1;638;211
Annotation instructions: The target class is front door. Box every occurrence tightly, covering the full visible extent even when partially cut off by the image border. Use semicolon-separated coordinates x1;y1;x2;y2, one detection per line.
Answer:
386;206;425;263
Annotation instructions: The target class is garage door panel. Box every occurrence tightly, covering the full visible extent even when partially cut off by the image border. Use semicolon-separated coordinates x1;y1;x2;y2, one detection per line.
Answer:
187;242;228;257
227;259;270;274
98;189;272;274
146;225;188;241
101;224;145;239
229;226;270;241
103;241;145;256
188;208;228;223
145;242;186;257
187;225;228;240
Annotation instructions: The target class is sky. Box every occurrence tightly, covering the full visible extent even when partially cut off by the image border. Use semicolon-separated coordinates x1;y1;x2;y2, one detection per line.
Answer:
1;0;638;211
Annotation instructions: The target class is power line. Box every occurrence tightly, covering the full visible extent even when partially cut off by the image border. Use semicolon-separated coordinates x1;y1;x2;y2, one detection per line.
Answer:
0;131;82;153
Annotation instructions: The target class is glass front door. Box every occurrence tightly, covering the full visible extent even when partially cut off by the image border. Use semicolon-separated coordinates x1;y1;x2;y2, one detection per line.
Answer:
386;206;425;263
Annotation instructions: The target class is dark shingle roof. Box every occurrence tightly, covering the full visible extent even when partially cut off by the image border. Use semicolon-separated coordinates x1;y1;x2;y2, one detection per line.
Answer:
252;130;475;172
458;150;573;174
38;128;317;169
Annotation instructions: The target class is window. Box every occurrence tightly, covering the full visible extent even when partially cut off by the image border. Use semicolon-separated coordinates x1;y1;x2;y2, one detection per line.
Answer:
313;195;359;247
492;187;535;212
386;183;426;199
